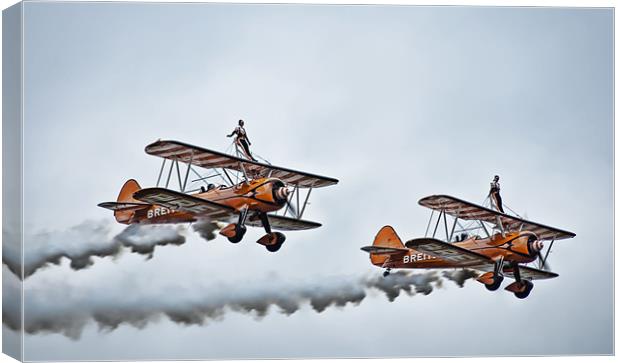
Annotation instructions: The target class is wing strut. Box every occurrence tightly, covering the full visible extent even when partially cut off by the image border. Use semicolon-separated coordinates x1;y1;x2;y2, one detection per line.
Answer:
448;212;459;242
479;220;491;238
539;234;556;269
443;210;449;241
181;151;194;192
424;210;435;237
296;184;301;218
432;209;443;238
164;159;174;188
282;184;298;217
175;159;182;190
496;216;505;237
299;187;313;219
156;159;166;186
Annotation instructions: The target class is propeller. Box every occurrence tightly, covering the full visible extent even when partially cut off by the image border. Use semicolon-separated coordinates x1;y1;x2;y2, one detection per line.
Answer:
275;186;298;217
529;238;551;271
534;240;552;271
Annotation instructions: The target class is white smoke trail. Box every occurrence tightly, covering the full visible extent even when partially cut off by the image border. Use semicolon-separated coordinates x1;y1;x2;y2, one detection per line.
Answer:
3;268;478;340
3;220;220;279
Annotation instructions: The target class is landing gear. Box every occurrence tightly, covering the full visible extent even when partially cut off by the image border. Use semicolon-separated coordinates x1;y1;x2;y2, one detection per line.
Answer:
383;268;391;277
219;206;249;243
227;224;246;243
514;280;534;299
265;232;286;252
483;257;504;291
485;273;504;291
505;262;534;299
257;212;286;252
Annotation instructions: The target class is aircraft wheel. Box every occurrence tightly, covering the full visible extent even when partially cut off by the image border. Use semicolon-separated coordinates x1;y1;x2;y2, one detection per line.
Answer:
485;274;504;291
265;232;285;252
514;280;534;299
383;270;391;278
275;232;286;244
228;225;247;244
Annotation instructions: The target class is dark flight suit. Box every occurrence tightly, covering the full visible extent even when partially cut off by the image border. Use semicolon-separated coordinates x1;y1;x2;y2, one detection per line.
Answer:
231;126;256;161
489;180;504;213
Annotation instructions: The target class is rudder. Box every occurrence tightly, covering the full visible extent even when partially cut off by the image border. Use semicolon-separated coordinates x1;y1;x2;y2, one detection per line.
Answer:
114;179;143;223
117;179;142;203
370;225;405;265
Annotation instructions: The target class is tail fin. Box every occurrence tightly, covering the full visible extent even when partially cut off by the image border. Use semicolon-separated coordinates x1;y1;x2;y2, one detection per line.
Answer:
98;179;149;224
113;179;143;223
117;179;142;204
361;226;408;265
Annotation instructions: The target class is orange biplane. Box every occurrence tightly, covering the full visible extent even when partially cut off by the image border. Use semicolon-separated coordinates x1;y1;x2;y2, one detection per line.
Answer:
99;140;338;252
362;195;575;299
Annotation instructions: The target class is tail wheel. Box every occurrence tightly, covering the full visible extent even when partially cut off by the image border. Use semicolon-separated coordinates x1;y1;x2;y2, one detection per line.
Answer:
514;280;534;299
265;232;286;252
228;225;247;243
485;274;504;291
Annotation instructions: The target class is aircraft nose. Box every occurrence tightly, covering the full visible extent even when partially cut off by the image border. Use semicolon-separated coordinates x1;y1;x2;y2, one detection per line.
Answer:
275;186;290;202
532;240;544;252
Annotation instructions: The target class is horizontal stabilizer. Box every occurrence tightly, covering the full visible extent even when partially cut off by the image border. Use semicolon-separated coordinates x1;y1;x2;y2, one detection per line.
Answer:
97;201;150;211
360;246;409;255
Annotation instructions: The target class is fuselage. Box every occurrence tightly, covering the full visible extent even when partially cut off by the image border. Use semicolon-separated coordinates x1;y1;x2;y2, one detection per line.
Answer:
124;178;287;224
378;231;540;269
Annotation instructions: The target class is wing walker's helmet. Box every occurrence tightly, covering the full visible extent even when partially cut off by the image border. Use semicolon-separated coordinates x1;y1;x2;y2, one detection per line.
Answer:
239;119;244;126
494;175;500;181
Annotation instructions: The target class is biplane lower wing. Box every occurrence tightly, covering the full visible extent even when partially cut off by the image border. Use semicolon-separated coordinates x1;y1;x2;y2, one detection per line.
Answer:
502;265;559;280
405;238;493;266
133;188;237;220
145;140;338;188
98;201;150;211
418;195;576;241
245;214;321;231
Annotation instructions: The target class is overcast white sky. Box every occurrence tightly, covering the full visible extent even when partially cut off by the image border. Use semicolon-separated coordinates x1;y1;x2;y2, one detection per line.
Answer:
4;2;614;360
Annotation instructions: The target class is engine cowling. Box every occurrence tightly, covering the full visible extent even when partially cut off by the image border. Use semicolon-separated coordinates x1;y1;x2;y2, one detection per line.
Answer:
510;232;543;258
252;179;289;207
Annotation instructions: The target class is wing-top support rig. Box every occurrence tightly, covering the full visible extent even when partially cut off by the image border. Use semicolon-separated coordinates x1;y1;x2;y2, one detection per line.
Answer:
99;139;338;253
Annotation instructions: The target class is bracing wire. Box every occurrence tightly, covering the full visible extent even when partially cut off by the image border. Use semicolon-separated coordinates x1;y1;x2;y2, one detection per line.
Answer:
502;203;522;218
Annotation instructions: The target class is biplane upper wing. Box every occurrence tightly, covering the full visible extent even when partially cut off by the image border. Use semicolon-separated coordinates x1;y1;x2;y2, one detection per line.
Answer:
133;188;237;220
418;195;576;241
502;265;559;280
405;238;493;266
245;214;321;231
145;140;338;188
